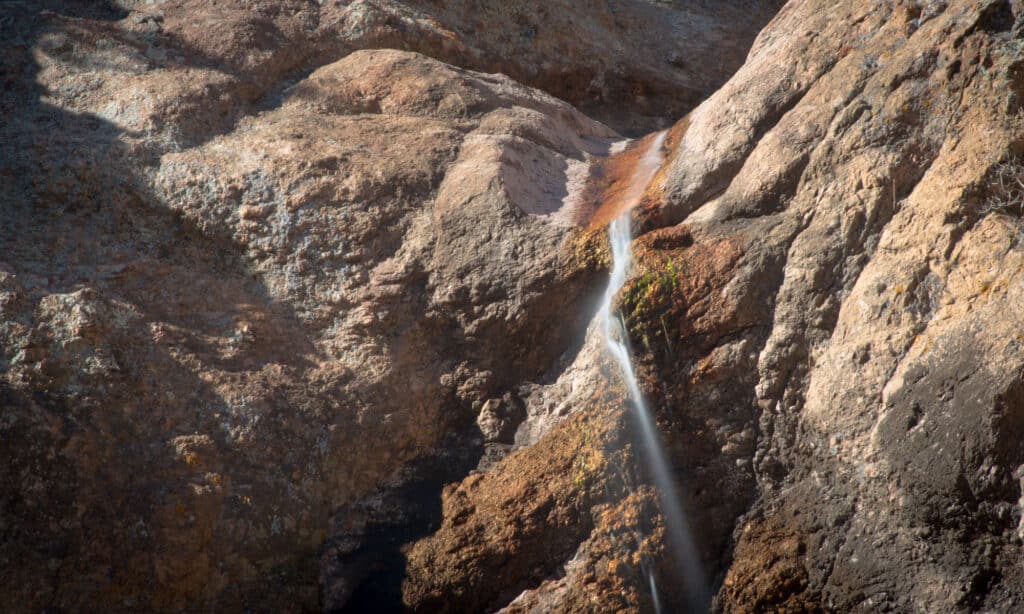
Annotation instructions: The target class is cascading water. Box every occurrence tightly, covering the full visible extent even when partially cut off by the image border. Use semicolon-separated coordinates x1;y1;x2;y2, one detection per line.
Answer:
599;131;710;612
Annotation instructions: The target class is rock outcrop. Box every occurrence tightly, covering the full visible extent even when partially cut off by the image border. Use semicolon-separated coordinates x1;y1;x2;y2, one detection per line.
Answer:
5;0;1024;612
387;0;1024;611
0;0;780;611
637;0;1024;610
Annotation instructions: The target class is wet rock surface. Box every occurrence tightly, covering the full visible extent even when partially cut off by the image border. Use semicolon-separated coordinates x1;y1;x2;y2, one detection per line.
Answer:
5;0;1024;612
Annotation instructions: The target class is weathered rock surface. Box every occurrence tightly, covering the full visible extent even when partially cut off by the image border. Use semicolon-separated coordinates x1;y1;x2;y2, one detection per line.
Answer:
635;0;1024;610
7;0;1024;612
387;0;1024;611
336;0;787;135
0;0;781;611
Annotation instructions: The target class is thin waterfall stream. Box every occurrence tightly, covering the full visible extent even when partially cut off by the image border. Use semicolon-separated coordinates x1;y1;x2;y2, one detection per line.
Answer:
598;131;710;612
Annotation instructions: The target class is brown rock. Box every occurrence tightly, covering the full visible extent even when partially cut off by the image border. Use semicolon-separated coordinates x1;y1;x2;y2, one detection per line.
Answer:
10;0;1024;612
389;0;1024;612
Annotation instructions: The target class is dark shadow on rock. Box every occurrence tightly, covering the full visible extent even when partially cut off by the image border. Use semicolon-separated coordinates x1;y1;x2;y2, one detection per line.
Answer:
0;2;325;609
320;426;484;613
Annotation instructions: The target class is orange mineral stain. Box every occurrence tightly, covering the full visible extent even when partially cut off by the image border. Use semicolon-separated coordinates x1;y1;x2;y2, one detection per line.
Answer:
583;119;688;229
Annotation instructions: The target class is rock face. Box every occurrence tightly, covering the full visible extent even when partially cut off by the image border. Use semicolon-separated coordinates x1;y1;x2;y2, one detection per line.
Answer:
0;0;780;611
5;0;1024;612
638;0;1024;610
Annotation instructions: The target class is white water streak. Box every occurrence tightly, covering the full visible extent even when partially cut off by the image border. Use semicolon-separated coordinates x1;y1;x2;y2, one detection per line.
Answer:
599;131;710;612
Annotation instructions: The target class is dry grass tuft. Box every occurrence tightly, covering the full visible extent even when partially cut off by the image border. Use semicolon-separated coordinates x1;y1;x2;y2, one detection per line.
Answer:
983;159;1024;218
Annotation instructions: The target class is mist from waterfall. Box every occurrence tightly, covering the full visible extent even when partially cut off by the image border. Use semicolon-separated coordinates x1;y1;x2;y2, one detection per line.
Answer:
599;131;710;612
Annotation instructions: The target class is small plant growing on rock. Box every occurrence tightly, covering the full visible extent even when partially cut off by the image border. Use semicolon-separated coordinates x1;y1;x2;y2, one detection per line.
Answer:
619;259;684;358
983;159;1024;219
621;259;680;318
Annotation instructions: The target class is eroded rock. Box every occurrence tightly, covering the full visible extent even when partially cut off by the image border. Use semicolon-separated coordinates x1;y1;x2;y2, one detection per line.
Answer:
9;0;1024;612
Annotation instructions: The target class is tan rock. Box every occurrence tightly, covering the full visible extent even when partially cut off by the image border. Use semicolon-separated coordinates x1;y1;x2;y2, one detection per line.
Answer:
10;0;1024;612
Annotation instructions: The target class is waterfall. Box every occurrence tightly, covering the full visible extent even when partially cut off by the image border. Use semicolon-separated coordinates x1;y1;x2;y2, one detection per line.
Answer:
599;131;710;612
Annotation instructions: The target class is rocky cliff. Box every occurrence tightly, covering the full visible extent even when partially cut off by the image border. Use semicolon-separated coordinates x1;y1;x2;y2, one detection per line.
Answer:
3;0;1024;612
